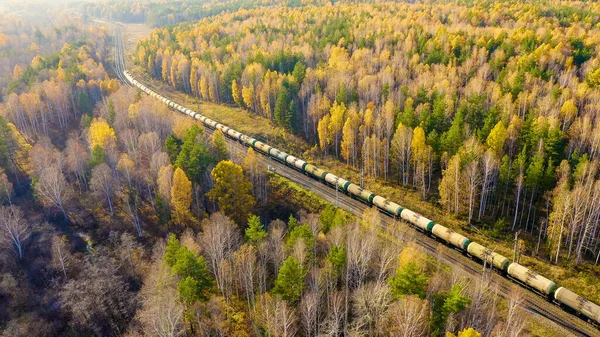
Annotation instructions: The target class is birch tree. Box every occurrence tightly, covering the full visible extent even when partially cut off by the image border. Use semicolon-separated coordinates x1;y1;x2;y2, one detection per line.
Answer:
0;206;30;261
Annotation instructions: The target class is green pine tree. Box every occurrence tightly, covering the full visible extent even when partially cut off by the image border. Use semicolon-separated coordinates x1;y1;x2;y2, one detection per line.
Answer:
388;262;428;299
164;134;182;164
245;214;267;245
273;256;305;303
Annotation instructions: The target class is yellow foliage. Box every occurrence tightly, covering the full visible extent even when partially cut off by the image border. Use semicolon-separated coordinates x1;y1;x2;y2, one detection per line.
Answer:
242;83;254;109
88;117;116;150
128;103;139;119
207;160;255;225
398;242;427;268
8;123;32;173
13;64;22;80
486;121;507;156
232;79;242;107
28;42;39;53
171;167;194;226
31;55;43;69
172;117;196;139
446;327;481;337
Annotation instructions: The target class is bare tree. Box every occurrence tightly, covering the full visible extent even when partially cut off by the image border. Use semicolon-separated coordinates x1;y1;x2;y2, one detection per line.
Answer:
268;219;287;276
198;212;242;294
375;237;400;284
121;186;143;237
35;165;70;219
150;151;170;179
478;150;498;220
134;242;185;337
462;273;499;336
346;220;376;289
0;206;30;261
29;137;63;177
90;163;117;215
65;134;90;189
320;290;346;337
384;295;429;337
256;293;298;337
464;158;482;225
60;255;138;336
494;288;527;337
51;234;70;279
300;291;321;337
351;282;391;336
233;244;257;308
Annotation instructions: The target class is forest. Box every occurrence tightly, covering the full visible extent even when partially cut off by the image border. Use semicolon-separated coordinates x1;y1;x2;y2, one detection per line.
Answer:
0;0;597;336
133;1;600;274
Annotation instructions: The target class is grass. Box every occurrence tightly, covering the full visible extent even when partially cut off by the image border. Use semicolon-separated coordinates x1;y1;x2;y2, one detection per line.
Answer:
528;320;572;337
268;174;329;213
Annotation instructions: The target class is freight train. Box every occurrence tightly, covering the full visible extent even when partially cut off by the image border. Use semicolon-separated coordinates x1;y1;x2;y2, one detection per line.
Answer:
122;70;600;327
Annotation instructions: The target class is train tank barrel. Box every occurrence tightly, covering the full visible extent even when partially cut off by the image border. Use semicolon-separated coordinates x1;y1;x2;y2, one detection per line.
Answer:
304;163;328;181
401;209;434;232
346;183;375;203
555;287;600;325
466;242;510;272
324;173;351;192
431;224;471;250
373;195;403;216
507;262;557;296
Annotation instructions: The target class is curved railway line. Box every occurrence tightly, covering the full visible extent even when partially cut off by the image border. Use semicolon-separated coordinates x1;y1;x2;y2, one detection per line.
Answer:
109;24;600;337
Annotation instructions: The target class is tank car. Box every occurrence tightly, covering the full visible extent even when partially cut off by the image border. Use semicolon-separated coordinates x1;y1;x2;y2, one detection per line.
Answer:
346;183;375;203
507;262;556;296
431;224;471;250
400;209;435;232
466;242;510;272
555;287;600;325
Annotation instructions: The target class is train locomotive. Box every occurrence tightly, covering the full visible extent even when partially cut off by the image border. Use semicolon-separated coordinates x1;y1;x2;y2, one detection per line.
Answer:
122;70;600;327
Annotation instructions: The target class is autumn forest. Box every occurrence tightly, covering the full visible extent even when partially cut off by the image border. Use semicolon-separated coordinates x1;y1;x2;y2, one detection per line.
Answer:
1;0;600;336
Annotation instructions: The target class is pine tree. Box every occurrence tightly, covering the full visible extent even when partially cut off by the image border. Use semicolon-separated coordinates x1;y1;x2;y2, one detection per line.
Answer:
245;214;267;245
442;110;464;155
212;130;229;162
164;135;181;164
274;85;293;129
164;233;180;267
388;262;428;299
273;256;305;303
399;97;416;128
232;79;242;107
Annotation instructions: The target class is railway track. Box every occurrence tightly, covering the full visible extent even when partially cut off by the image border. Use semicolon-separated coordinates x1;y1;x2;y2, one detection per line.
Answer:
109;25;599;337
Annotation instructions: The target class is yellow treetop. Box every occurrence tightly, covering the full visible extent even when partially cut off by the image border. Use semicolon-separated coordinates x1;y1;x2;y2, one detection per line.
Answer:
171;167;194;226
242;83;254;109
88;117;116;150
446;327;481;337
13;64;22;80
486;121;507;157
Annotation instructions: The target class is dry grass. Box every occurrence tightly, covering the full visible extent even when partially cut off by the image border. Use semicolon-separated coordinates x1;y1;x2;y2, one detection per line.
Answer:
120;23;153;54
